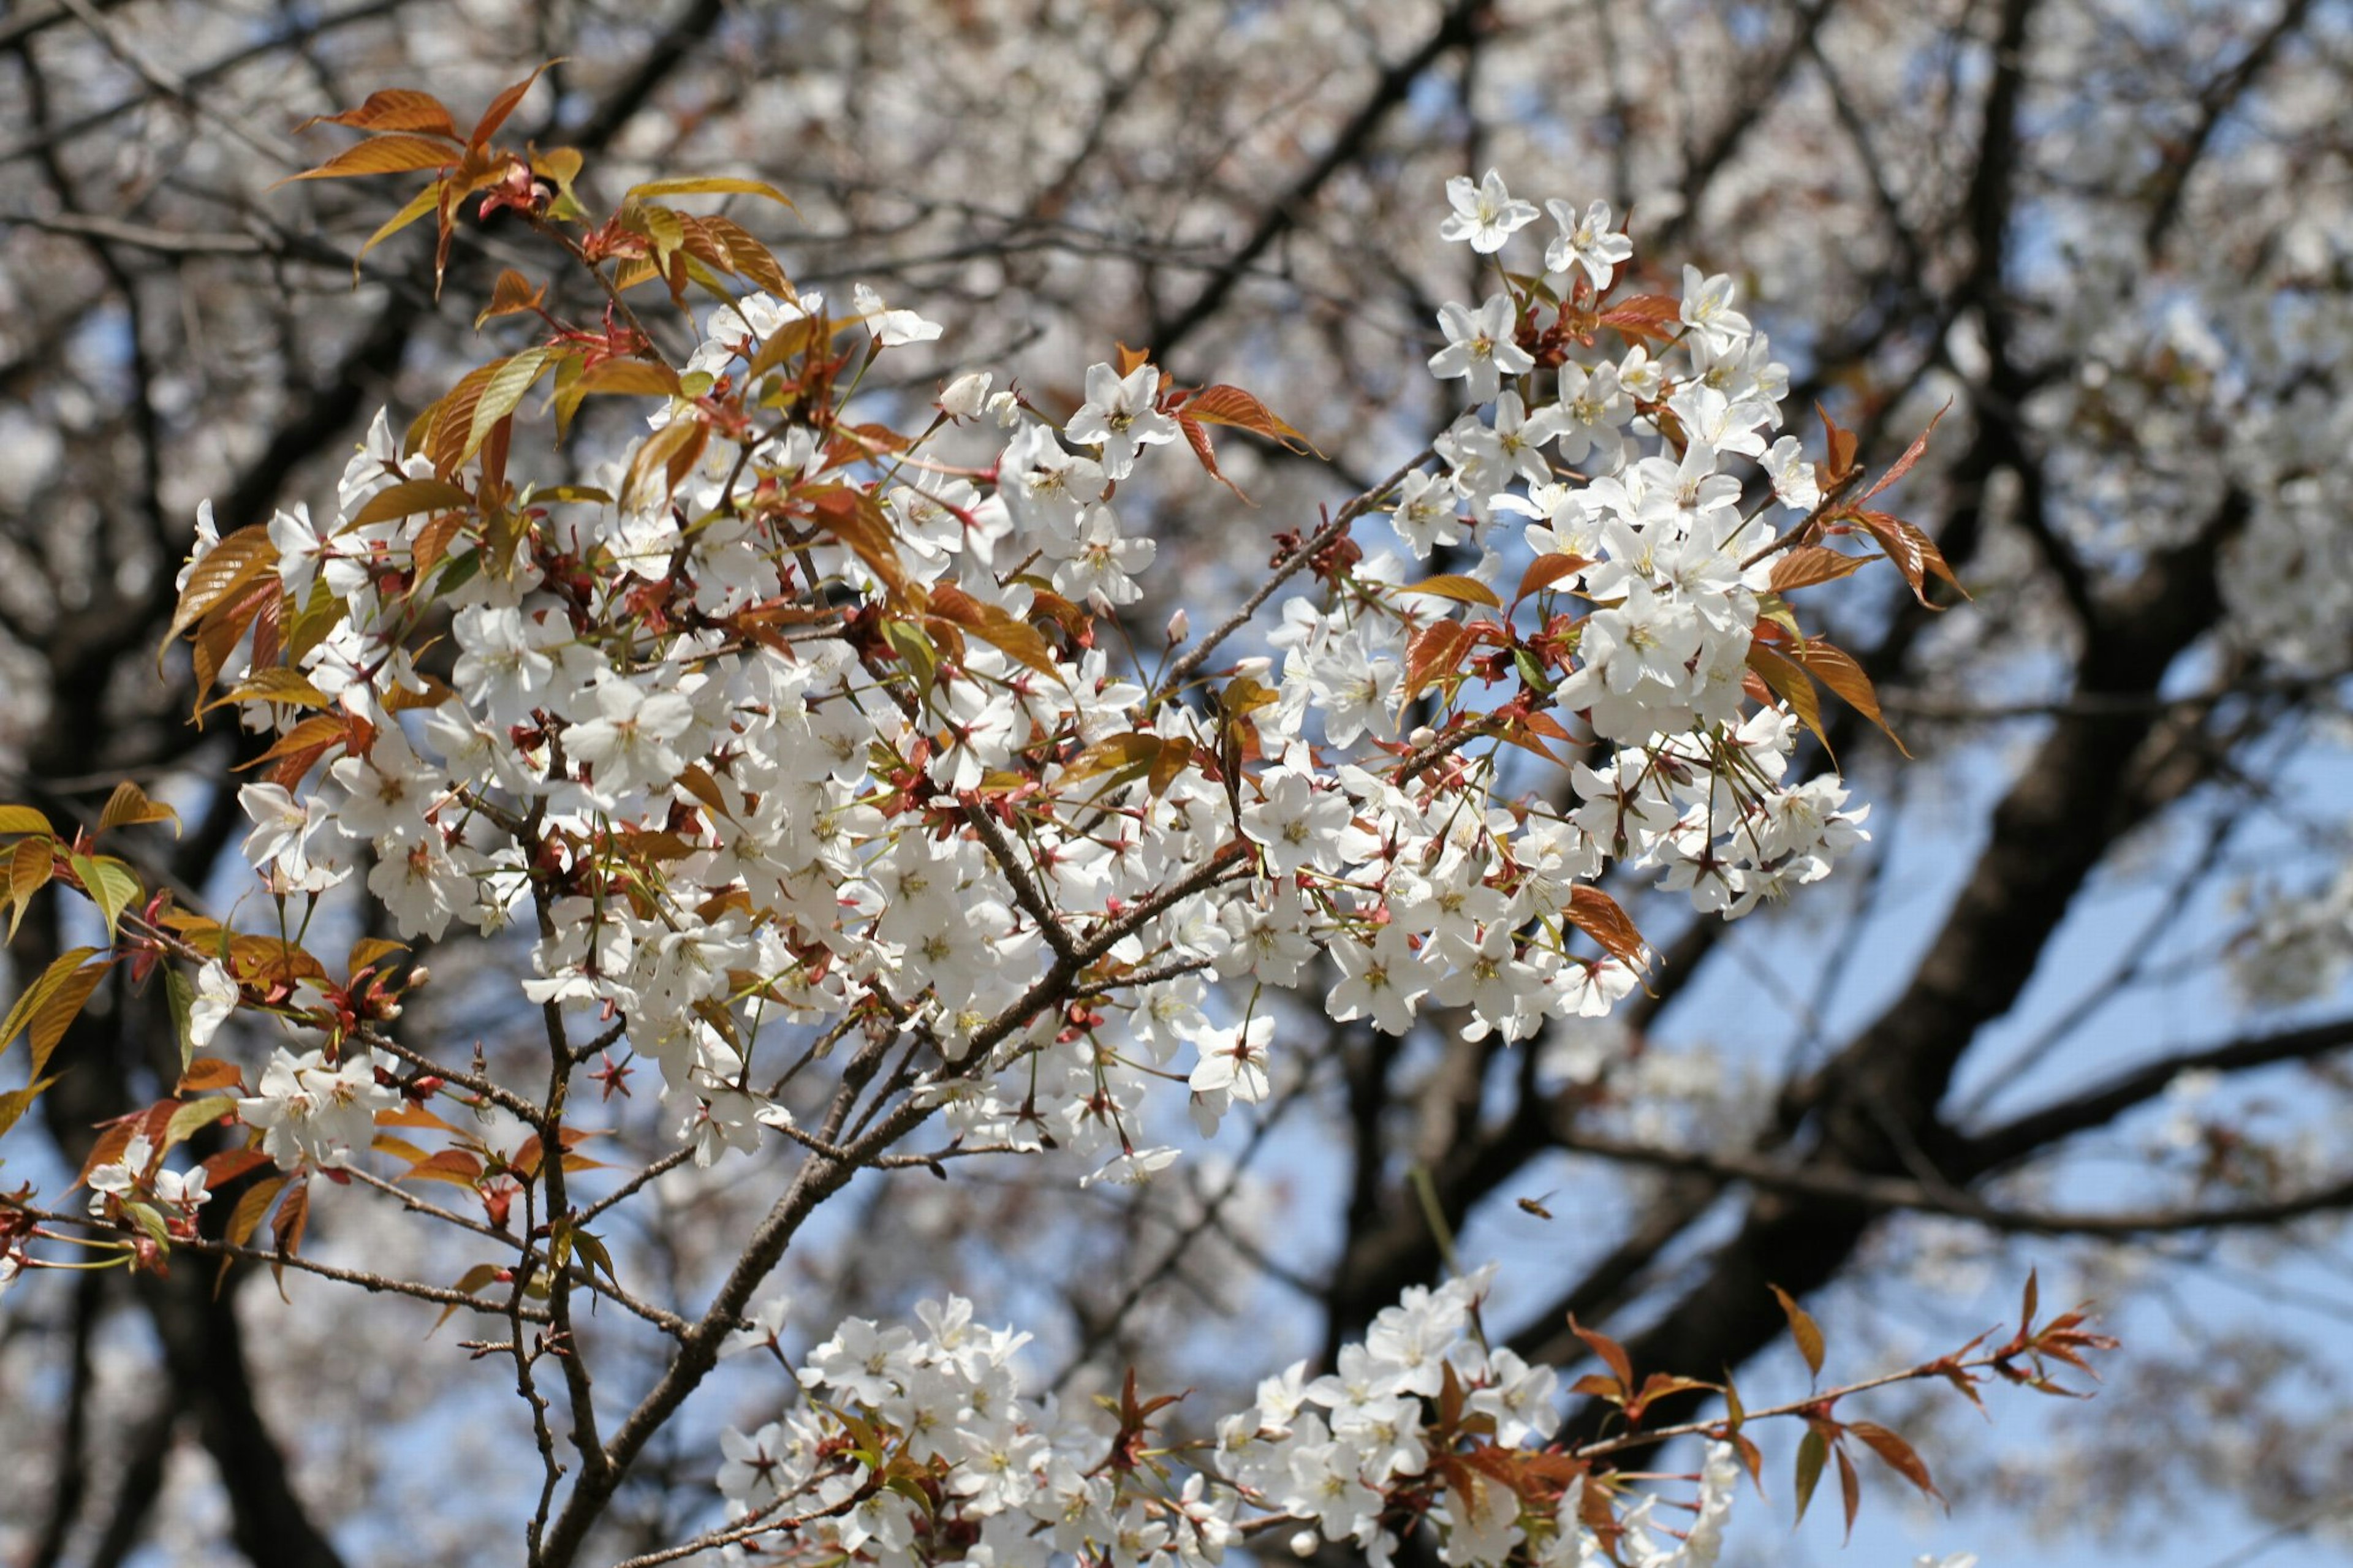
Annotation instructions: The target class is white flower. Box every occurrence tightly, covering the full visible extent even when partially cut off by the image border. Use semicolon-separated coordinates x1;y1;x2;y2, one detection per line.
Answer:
186;960;238;1051
939;370;993;419
853;281;943;347
1064;361;1179;480
1439;169;1540;254
1428;295;1534;403
1544;199;1633;290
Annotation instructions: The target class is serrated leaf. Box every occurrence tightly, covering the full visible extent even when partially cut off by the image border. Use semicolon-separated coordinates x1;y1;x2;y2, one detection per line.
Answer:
18;951;107;1078
0;1075;61;1139
8;837;54;941
624;175;797;210
463;346;552;466
1770;1282;1825;1377
1566;885;1648;971
1515;552;1592;604
68;853;142;939
1859;401;1950;502
349;477;472;532
469;60;562;148
1179;384;1317;455
1790;639;1908;757
178;1056;245;1094
354;180;441;272
553;356;683;436
0;805;51;836
475;267;547;331
1401;619;1472;708
1768;545;1870;593
297;88;461;140
164;1094;238;1151
402;1149;485;1188
1847;1421;1944;1502
276;134;461;187
97;779;181;837
1748;643;1828;757
1401;574;1503;610
163;525;278;651
201;668;330;716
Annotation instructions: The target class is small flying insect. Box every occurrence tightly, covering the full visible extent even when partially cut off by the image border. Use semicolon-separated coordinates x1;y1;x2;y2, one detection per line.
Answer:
1517;1191;1557;1221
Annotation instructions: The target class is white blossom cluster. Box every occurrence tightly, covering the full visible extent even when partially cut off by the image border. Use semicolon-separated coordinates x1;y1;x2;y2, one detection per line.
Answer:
710;1268;1743;1568
181;172;1868;1183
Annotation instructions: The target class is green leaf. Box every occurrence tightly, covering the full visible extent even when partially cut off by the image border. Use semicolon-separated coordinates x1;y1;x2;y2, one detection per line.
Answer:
165;963;198;1072
1792;1426;1828;1526
0;805;53;835
624;175;797;210
164;1094;238;1151
69;852;142;939
0;1074;60;1138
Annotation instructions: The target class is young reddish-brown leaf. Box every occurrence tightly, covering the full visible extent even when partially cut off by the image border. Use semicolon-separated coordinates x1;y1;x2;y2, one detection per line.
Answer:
432;1262;507;1334
1770;1282;1826;1377
271;1176;311;1279
469;60;563;149
1566;885;1649;971
700;214;795;298
276;134;461;187
1179;384;1318;455
1515;552;1593;605
1792;1426;1828;1526
1855;510;1966;606
1569;1372;1626;1403
1746;644;1829;758
1790;639;1909;757
553;357;683;435
1567;1314;1636;1392
200;1147;271;1188
1816;403;1859;486
178;1057;246;1094
475;267;547;330
1847;1421;1944;1502
1402;619;1473;706
1835;1440;1862;1542
1176;411;1249;502
403;1149;486;1189
807;486;907;599
163;525;278;651
1599;294;1683;346
1113;342;1153;377
1730;1430;1767;1497
1859;401;1950;503
2020;1267;2040;1333
1768;545;1871;594
297;88;461;140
